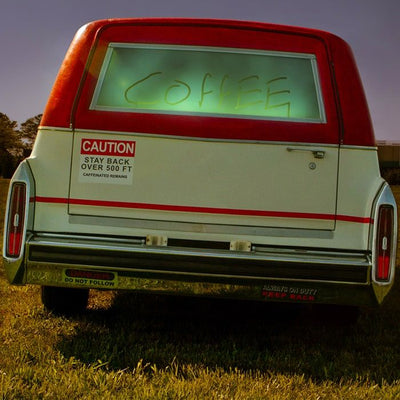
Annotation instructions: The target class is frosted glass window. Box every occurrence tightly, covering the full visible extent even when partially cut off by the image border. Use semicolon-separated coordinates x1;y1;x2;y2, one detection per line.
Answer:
91;44;325;122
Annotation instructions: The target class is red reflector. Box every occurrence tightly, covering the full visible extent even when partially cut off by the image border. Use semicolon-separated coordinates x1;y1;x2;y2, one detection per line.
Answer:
65;269;115;281
6;183;26;257
375;205;393;282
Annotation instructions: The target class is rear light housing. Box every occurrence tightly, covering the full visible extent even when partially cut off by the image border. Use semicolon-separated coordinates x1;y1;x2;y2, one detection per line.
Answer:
5;182;27;258
375;205;394;282
371;183;398;288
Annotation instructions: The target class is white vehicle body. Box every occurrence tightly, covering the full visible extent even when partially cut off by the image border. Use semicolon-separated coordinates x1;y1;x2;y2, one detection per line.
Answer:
3;19;397;311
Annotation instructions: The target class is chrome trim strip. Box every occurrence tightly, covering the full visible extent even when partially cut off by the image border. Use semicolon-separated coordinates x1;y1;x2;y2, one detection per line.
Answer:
68;215;334;239
340;145;377;151
34;232;145;245
38;126;73;133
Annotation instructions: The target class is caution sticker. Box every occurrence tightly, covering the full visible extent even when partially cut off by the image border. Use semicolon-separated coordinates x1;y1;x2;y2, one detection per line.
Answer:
78;138;136;185
63;269;118;288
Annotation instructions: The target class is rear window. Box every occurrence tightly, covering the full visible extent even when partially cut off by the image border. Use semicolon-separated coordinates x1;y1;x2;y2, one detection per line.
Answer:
90;44;326;123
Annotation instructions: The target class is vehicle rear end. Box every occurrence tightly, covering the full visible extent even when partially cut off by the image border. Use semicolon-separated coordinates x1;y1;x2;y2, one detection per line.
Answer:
3;19;397;313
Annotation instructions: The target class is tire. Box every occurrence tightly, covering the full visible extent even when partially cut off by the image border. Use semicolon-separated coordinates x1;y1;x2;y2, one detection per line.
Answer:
41;286;89;315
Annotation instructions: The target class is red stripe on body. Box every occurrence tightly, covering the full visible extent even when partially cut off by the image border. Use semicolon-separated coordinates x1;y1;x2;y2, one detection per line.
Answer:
34;196;372;224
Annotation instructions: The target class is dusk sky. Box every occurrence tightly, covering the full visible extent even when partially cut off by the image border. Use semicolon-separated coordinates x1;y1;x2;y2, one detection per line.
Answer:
1;0;399;141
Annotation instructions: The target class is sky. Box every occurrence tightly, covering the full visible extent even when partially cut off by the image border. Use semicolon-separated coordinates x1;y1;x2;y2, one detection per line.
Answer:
1;0;399;141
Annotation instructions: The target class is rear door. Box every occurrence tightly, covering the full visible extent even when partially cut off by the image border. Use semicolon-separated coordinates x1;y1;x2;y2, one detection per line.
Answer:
69;22;340;231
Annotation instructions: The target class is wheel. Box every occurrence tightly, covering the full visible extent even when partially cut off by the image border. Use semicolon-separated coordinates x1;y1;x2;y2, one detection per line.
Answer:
41;286;89;315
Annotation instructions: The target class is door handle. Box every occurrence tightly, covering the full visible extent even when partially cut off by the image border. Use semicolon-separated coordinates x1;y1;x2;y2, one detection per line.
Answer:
286;147;326;159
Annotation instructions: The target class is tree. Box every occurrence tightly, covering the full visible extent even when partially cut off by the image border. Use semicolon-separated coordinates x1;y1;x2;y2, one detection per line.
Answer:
19;114;42;157
0;113;19;178
0;113;42;177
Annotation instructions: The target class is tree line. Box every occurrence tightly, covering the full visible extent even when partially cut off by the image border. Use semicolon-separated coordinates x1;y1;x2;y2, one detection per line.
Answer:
0;112;41;178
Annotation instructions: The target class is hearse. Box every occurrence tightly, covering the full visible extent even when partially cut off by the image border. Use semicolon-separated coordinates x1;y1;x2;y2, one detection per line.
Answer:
3;18;398;314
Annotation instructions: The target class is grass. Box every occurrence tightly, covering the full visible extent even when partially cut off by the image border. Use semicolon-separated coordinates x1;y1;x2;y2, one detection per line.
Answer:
1;179;400;399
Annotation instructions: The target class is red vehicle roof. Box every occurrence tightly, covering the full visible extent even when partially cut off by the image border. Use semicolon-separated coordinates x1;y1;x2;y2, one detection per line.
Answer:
40;18;375;146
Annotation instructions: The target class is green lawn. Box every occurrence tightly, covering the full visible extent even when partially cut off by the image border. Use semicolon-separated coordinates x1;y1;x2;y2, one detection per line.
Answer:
1;180;400;399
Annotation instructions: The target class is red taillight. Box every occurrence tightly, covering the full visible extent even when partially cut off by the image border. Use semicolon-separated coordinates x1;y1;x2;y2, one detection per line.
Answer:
375;205;394;282
6;183;26;258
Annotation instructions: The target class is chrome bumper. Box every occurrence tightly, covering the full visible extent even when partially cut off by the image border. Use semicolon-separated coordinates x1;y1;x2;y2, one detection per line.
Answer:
19;232;380;306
